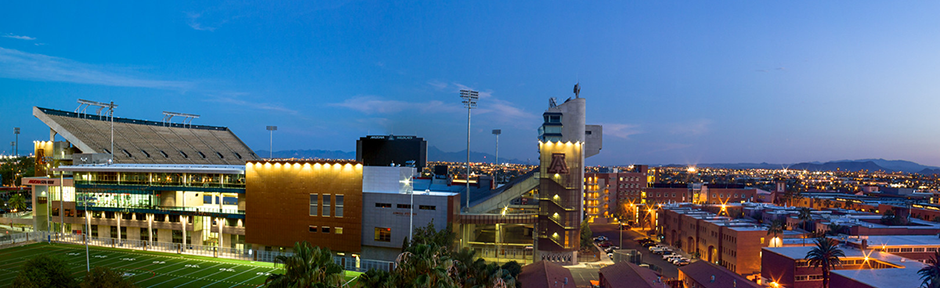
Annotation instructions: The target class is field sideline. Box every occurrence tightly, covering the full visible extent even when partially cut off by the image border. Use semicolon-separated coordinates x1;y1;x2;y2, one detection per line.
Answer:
0;242;361;287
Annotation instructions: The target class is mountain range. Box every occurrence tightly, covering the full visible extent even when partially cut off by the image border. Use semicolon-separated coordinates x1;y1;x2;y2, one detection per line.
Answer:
254;146;529;164
680;159;940;174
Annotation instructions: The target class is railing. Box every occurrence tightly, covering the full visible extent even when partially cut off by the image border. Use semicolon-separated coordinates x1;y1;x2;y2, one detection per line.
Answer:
547;216;577;230
18;231;397;273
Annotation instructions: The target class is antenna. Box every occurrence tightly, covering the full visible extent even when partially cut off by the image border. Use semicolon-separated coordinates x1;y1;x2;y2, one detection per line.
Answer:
573;82;581;98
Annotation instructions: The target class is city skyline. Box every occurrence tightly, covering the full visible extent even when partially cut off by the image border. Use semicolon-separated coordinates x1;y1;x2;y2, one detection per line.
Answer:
3;2;940;166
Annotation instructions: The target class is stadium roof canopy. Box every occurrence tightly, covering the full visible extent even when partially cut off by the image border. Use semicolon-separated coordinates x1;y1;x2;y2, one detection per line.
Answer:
34;106;261;165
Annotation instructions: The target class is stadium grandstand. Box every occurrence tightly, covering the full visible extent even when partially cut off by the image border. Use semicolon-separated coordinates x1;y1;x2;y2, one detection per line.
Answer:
33;106;260;165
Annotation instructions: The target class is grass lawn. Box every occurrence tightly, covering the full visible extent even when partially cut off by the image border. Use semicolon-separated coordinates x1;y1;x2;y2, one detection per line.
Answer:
0;242;361;287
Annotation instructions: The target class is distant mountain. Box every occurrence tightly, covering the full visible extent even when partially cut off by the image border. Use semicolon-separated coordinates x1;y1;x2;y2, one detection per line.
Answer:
427;146;528;164
254;149;355;160
254;146;528;164
678;159;940;174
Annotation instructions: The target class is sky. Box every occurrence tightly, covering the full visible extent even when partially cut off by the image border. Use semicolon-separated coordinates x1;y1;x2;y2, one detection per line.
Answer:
3;1;940;167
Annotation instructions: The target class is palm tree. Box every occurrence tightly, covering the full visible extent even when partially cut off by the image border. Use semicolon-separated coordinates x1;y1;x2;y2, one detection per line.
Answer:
8;193;26;213
391;244;457;288
797;208;813;231
767;220;784;247
356;269;391;288
264;241;344;288
804;237;845;288
825;223;845;236
919;251;940;288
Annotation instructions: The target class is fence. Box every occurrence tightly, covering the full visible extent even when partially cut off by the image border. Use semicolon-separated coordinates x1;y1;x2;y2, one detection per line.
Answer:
7;231;396;272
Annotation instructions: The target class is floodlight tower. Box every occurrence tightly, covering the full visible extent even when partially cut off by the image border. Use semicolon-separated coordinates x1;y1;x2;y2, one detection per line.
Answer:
492;129;501;183
76;99;116;163
460;89;479;210
266;126;277;159
13;127;19;157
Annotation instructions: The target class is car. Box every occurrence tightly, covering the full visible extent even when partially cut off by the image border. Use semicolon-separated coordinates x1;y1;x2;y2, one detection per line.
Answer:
611;246;620;250
675;259;691;266
607;253;614;259
670;257;688;264
599;242;611;248
662;253;677;260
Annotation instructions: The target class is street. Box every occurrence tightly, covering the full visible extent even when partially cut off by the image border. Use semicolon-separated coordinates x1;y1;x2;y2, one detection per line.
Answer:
589;223;682;279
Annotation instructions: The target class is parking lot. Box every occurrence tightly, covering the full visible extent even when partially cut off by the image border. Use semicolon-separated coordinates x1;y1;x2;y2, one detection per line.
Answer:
590;223;694;278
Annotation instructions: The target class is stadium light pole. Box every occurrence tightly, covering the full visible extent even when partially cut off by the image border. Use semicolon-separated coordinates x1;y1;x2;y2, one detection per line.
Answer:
460;90;478;211
266;126;277;159
13;127;19;157
492;129;500;183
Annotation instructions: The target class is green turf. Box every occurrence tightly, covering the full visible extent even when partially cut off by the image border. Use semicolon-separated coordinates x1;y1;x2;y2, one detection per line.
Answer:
0;242;287;287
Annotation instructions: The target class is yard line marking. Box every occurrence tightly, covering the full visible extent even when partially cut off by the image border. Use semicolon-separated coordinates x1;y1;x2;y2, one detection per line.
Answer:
147;262;227;287
230;268;279;288
173;264;238;288
214;266;258;284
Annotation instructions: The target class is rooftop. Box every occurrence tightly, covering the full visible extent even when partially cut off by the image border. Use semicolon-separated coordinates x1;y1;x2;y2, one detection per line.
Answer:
678;260;761;288
841;235;940;247
763;245;927;288
54;163;245;174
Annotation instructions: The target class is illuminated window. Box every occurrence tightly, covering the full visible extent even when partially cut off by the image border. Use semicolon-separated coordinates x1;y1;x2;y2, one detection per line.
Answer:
375;227;392;242
309;194;318;216
323;194;331;217
335;227;343;235
335;195;344;218
376;203;391;208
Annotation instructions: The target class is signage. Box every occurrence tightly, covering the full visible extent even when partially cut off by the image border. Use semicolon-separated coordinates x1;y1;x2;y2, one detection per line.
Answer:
25;178;59;186
547;153;569;174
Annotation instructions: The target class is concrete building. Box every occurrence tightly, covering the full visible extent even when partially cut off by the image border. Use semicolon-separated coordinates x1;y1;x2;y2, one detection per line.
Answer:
678;260;761;288
356;135;427;170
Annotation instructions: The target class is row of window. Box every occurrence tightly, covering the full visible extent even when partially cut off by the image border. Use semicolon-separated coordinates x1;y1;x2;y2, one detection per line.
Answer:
619;183;641;188
308;225;344;235
374;203;436;210
309;194;344;217
104;148;243;160
794;274;825;282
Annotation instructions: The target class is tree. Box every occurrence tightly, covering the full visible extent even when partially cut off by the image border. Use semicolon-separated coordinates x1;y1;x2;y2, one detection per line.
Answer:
919;251;940;288
13;254;79;288
410;221;456;252
804;237;845;288
356;269;391;288
767;220;784;245
580;221;592;249
825;223;845;236
9;193;27;213
881;208;909;226
797;208;813;231
390;244;457;288
80;266;137;288
264;241;344;288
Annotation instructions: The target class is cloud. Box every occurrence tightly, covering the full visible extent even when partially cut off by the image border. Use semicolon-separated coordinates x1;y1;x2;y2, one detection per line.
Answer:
669;119;712;136
2;34;35;40
185;12;218;31
427;80;448;90
329;95;460;115
0;47;194;90
601;123;642;139
205;93;298;114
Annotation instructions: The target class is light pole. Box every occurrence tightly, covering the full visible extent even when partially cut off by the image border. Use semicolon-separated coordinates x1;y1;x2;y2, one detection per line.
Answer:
13;127;19;157
492;129;500;183
266;126;277;159
460;90;478;210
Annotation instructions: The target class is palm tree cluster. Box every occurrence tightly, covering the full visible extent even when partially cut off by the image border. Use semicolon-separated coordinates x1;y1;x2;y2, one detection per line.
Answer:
265;241;345;288
919;251;940;288
264;223;522;288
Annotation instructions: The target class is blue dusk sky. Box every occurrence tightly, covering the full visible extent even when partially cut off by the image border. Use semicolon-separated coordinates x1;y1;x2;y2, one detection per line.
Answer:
2;1;940;167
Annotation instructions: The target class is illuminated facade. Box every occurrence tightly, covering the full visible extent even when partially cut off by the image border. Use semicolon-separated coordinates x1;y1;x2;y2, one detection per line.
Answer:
245;160;363;253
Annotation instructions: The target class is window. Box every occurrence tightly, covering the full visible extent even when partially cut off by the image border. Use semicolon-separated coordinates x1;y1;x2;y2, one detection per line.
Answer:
179;151;189;158
234;152;242;159
335;227;343;235
140;150;151;158
375;227;391;242
122;149;132;157
197;151;206;158
160;150;169;158
216;152;224;159
91;225;98;237
419;205;436;210
397;204;412;209
309;194;318;216
321;226;330;233
335;195;343;218
323;194;331;217
376;203;392;208
309;225;318;233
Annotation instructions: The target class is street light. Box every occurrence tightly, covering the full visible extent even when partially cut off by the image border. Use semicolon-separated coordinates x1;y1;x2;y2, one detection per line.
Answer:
460;90;479;210
266;126;277;159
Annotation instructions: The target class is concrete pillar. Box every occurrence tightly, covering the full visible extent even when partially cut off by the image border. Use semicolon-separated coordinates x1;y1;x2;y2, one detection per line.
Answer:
181;216;187;249
117;213;121;243
148;213;153;247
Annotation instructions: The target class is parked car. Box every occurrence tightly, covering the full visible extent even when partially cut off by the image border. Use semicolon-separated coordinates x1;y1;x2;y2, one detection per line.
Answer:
607;252;614;259
670;256;688;264
662;253;677;260
675;259;691;266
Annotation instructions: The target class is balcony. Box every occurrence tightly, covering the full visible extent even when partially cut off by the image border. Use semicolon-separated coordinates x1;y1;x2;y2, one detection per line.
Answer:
79;205;245;219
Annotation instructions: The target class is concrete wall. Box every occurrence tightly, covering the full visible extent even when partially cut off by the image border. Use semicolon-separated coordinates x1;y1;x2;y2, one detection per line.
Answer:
361;192;451;251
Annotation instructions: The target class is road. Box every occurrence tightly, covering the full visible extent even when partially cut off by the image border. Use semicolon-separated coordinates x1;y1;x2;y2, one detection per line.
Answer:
590;224;682;279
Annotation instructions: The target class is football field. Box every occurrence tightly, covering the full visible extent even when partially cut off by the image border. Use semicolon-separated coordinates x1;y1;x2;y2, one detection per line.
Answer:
0;242;303;287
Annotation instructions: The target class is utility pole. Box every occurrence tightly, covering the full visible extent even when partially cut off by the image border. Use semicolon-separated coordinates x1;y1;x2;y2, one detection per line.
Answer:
460;90;479;210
